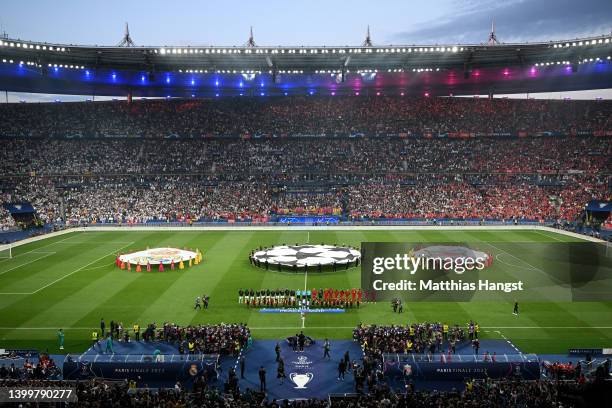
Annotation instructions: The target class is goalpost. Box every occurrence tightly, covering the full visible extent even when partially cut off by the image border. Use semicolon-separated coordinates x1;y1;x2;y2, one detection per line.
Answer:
0;244;12;260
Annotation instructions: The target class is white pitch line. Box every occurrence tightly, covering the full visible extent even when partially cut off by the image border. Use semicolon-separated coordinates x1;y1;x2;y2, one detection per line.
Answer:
81;263;115;271
483;242;548;277
301;266;308;328
495;330;521;352
495;253;539;271
483;326;612;329
0;252;56;276
533;230;566;243
29;242;134;295
0;327;98;330
0;234;77;264
50;241;136;245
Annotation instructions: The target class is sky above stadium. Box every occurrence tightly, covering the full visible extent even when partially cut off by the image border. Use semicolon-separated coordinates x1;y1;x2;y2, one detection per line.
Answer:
2;0;611;46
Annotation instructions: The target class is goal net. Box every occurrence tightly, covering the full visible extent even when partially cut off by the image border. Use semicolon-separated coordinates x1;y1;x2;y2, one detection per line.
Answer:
0;245;12;259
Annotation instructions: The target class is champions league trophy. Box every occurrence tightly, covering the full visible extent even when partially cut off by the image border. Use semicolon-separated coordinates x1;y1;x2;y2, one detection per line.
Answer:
290;372;313;389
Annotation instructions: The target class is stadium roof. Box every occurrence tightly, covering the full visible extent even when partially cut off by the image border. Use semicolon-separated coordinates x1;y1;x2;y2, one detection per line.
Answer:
0;34;611;97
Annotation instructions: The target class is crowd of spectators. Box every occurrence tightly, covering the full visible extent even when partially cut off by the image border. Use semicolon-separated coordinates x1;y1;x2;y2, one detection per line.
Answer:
0;135;609;176
157;322;250;355
0;98;609;227
0;97;610;139
103;321;250;355
0;204;15;231
0;173;608;224
0;376;605;407
347;175;609;221
0;353;60;380
353;323;467;358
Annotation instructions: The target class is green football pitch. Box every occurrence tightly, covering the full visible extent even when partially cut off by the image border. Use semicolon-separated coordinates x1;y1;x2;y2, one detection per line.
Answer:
0;228;611;355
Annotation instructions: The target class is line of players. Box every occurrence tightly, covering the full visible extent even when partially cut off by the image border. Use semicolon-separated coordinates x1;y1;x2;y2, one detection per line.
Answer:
238;288;374;308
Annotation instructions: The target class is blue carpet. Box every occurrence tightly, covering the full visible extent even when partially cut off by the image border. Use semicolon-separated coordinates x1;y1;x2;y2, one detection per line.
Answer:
225;339;363;400
56;338;542;397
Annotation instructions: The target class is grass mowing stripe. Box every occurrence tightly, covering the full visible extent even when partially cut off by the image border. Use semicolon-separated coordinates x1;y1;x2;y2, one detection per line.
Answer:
0;234;78;264
1;229;610;353
533;230;570;242
131;231;218;325
30;242;134;295
0;252;56;276
482;241;551;276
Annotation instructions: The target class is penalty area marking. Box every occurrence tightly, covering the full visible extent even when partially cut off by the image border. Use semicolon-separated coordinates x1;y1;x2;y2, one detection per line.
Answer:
81;263;116;271
0;242;134;296
483;242;549;278
29;242;134;295
0;252;57;276
0;234;78;264
494;253;539;271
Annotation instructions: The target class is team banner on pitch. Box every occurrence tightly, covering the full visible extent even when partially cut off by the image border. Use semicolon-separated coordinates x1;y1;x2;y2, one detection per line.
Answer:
360;242;612;302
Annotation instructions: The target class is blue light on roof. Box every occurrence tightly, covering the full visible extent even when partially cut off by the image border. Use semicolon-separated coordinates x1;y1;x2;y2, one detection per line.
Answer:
215;80;219;86
191;79;195;85
166;76;171;84
141;75;146;82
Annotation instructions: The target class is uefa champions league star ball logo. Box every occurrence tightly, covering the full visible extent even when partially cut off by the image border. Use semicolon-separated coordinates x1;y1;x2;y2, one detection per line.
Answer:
252;244;361;268
290;372;313;389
